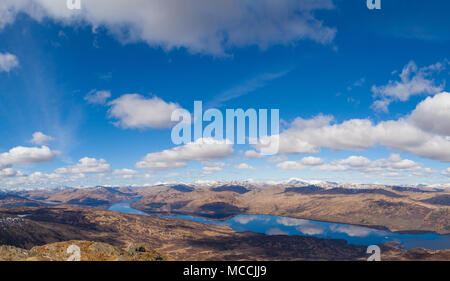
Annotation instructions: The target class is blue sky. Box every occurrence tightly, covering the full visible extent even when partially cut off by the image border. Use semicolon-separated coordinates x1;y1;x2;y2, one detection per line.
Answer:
0;0;450;189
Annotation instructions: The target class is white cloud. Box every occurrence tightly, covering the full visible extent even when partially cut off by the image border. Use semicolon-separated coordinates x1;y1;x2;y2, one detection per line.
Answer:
267;155;288;163
409;92;450;137
319;154;431;174
0;52;19;72
346;77;365;91
338;156;372;168
55;157;111;174
371;99;392;113
108;94;181;129
300;156;325;166
0;168;25;178
276;162;302;170
0;146;59;169
27;172;63;183
244;150;265;159
202;161;227;175
30;132;54;145
371;61;444;112
235;163;256;170
0;0;336;55
112;168;146;180
136;138;234;171
164;172;180;178
442;168;450;177
276;156;324;170
257;94;450;162
113;168;138;175
84;90;111;105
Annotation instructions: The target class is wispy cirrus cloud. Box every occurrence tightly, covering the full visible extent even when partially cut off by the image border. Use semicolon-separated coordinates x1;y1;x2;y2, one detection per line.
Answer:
207;71;289;107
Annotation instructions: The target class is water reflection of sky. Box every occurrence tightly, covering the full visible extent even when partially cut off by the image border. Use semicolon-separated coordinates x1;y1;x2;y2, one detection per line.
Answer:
108;199;148;216
166;214;450;250
108;201;450;250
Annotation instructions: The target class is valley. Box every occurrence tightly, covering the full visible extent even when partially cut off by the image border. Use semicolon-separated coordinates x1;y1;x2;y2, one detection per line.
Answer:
128;183;450;235
0;205;449;261
1;182;449;261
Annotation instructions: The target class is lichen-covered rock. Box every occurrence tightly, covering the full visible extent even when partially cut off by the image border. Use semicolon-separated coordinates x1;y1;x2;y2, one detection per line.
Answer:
0;245;29;261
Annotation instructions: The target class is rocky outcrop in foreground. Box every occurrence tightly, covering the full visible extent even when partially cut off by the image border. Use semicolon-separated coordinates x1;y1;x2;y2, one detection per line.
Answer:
0;240;166;261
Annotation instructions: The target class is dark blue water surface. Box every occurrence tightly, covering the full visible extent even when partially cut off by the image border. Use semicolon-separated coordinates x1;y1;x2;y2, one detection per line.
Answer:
109;201;450;250
108;199;148;215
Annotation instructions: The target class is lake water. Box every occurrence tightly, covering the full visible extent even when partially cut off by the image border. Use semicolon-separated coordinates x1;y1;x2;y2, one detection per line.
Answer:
109;201;450;250
108;199;148;216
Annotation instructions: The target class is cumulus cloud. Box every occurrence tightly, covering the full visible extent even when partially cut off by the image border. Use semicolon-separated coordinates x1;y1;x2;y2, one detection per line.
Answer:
0;168;25;178
202;161;227;175
30;132;54;145
409;92;450;137
27;171;64;182
318;154;431;174
112;168;138;175
235;163;256;170
299;156;325;166
0;52;19;72
3;170;89;188
84;89;111;105
276;156;324;170
442;168;450;177
108;94;181;129
244;150;265;159
136;138;234;171
371;61;444;112
267;155;288;163
0;146;59;169
55;157;111;174
112;168;146;180
257;93;450;162
0;0;336;56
